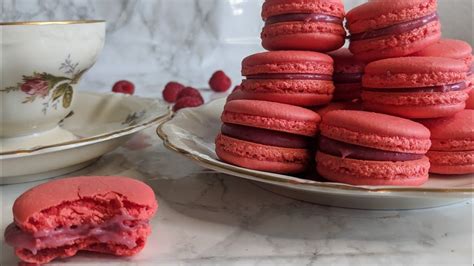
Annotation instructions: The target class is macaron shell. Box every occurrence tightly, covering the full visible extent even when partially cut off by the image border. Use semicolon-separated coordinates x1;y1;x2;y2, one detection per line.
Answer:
320;110;431;153
314;101;362;118
346;0;437;34
216;134;310;174
316;152;430;186
262;24;346;52
241;79;334;106
262;0;345;19
329;48;366;74
427;150;474;175
363;57;468;88
13;176;157;227
421;110;474;151
242;51;333;76
362;101;467;119
349;25;441;62
222;100;321;136
413;39;473;65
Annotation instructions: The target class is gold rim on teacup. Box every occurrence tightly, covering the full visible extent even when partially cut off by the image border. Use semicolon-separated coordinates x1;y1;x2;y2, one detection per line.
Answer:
0;20;105;26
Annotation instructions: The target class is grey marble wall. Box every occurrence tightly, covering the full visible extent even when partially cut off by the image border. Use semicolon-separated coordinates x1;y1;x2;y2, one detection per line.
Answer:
2;0;472;96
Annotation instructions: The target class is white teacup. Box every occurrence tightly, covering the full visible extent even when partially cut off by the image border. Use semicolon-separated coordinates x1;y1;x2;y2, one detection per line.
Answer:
0;20;105;151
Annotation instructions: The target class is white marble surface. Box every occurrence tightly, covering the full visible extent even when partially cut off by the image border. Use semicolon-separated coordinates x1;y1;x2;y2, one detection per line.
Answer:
1;125;473;265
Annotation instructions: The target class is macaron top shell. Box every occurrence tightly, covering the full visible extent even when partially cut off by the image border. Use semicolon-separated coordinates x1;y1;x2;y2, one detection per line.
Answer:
320;110;431;153
242;51;333;76
346;0;437;34
421;110;474;151
262;0;345;20
363;57;468;88
13;176;157;226
222;100;321;136
328;48;365;73
413;39;473;64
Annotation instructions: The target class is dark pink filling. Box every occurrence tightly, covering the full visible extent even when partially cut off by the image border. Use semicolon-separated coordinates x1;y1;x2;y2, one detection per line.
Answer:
349;12;439;41
265;13;343;25
333;73;363;84
4;211;148;255
364;82;467;93
319;136;424;161
222;123;310;149
246;73;332;81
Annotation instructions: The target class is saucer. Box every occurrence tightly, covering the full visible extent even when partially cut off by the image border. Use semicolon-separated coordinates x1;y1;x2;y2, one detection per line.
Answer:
157;98;473;210
1;91;171;184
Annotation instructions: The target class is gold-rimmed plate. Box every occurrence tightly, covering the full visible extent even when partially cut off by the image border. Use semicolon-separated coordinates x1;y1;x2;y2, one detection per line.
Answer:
1;91;171;184
157;98;473;210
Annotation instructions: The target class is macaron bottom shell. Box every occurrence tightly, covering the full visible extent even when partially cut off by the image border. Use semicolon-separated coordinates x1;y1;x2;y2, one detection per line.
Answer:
262;30;346;52
362;101;467;119
427;150;474;175
316;152;430;186
216;134;310;174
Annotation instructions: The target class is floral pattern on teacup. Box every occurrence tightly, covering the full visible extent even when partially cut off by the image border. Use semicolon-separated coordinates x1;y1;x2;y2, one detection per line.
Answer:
1;55;89;114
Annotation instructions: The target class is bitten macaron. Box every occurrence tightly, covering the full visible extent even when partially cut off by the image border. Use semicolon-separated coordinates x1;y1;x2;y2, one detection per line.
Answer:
237;51;335;107
216;99;321;174
328;48;366;101
316;111;432;186
346;0;441;62
261;0;346;52
421;110;474;175
4;176;158;264
362;57;470;119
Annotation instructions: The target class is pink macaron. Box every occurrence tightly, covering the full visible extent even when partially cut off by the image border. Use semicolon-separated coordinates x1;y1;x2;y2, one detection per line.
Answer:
346;0;441;62
261;0;346;52
216;99;321;174
237;51;335;107
4;176;158;264
328;48;366;101
362;57;470;119
421;110;474;175
316;110;432;186
314;101;362;118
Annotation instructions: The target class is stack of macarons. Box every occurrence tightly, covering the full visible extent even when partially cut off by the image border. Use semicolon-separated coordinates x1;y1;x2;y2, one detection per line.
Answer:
217;0;473;184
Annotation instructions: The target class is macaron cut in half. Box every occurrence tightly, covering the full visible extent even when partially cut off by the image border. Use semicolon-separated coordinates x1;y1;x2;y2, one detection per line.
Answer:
316;110;432;186
4;176;158;264
421;110;474;175
261;0;346;52
346;0;441;62
328;48;366;101
362;57;470;119
216;100;321;174
238;51;335;107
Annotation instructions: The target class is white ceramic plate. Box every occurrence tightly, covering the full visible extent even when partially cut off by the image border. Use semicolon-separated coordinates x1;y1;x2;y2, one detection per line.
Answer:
0;91;170;184
157;98;474;210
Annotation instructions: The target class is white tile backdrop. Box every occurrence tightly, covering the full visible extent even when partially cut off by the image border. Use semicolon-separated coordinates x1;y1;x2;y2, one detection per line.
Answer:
1;0;473;96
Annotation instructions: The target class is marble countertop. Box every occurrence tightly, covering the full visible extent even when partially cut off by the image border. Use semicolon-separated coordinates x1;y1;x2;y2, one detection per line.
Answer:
1;93;473;264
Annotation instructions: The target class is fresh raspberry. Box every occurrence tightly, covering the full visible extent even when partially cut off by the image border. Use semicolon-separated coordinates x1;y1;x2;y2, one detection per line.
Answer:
176;87;203;101
173;96;204;112
163;82;185;103
209;70;232;92
112;80;135;95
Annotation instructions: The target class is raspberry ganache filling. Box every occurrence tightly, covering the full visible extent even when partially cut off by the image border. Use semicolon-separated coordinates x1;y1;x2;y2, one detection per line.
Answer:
4;211;149;255
364;82;467;93
349;12;439;41
265;13;343;26
333;73;363;84
319;136;424;161
221;123;310;149
246;73;332;81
